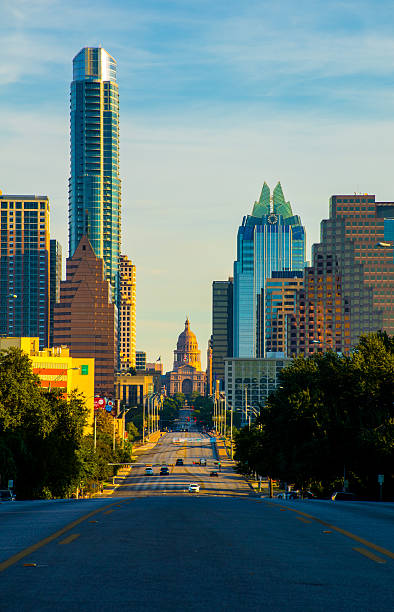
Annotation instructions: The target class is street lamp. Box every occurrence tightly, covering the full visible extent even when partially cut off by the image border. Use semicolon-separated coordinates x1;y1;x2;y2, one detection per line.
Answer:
374;241;394;248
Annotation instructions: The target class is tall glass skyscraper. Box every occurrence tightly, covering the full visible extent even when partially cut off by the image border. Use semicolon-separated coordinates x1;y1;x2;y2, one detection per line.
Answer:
233;182;306;357
69;47;121;299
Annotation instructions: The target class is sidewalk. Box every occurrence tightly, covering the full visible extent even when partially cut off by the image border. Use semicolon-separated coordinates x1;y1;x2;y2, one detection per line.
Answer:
132;430;162;457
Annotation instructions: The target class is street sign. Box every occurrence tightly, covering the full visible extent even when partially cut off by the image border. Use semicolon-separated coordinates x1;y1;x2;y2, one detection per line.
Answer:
94;396;105;410
105;399;114;413
378;474;384;484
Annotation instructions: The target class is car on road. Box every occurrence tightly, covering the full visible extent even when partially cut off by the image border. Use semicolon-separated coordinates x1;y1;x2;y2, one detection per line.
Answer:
0;489;15;502
175;458;184;466
145;467;154;475
188;483;200;493
276;491;299;500
199;458;207;466
331;491;357;501
160;467;170;475
210;471;219;477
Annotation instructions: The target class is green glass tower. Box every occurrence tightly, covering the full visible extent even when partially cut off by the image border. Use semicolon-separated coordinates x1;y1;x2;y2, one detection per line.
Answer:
69;47;121;299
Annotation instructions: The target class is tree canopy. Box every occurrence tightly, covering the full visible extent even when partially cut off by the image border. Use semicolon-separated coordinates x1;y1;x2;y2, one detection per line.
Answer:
234;333;394;498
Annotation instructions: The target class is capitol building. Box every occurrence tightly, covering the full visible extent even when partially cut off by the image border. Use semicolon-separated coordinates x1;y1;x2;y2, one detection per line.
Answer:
165;318;206;395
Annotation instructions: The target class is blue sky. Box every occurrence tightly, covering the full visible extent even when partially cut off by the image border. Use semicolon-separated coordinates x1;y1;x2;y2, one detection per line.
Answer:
2;0;394;370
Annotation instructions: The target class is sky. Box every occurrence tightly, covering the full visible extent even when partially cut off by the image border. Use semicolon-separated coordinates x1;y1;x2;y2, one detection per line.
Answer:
2;0;394;371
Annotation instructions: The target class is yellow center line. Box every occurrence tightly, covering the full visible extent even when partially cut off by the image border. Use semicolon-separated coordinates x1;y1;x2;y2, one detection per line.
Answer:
295;516;312;524
262;500;394;560
103;509;115;515
0;500;127;574
353;547;387;564
58;533;80;546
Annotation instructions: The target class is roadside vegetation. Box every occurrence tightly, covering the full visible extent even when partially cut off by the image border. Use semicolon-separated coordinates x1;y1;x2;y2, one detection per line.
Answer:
234;332;394;499
0;347;131;499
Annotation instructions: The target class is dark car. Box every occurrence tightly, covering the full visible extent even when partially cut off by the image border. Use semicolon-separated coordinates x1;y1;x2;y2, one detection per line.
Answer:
0;489;15;502
160;467;170;475
175;458;184;466
210;471;219;477
331;491;357;501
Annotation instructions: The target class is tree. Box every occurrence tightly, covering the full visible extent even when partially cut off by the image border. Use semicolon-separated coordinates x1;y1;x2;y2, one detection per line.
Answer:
234;333;394;497
0;348;88;498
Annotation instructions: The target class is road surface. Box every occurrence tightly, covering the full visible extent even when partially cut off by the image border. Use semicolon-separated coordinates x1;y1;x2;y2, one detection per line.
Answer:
111;430;251;497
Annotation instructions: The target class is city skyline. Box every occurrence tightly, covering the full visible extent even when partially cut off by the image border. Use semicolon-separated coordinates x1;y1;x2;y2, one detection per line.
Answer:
3;1;394;370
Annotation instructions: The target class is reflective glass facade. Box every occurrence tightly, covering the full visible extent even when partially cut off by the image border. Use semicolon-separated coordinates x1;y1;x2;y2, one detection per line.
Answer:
0;195;50;348
69;47;121;300
233;183;306;357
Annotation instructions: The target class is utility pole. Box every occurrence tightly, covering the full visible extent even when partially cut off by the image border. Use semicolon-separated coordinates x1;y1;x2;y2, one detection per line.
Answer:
230;400;233;460
142;396;146;444
94;411;97;450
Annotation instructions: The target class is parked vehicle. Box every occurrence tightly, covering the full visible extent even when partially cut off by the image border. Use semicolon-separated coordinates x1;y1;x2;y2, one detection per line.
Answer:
331;491;357;501
199;458;206;466
0;489;15;502
188;483;200;493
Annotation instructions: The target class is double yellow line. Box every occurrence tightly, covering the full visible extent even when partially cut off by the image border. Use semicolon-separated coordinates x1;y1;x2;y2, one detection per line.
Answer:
264;501;394;563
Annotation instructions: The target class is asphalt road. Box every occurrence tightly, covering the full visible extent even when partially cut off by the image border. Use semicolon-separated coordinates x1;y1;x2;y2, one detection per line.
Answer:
2;415;394;610
1;496;394;611
111;429;251;498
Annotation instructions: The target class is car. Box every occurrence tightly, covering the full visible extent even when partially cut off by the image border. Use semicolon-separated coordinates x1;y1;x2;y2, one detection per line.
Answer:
210;471;219;477
175;458;184;466
0;489;15;502
160;467;170;475
188;483;200;493
145;467;154;475
199;458;207;466
275;491;299;500
331;491;357;501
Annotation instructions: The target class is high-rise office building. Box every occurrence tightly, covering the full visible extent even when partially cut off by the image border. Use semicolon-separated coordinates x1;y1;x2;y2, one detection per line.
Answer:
264;271;304;356
49;239;62;346
119;254;136;371
136;351;146;370
0;193;50;348
211;279;233;389
288;193;394;356
53;236;117;397
69;47;121;299
233;182;306;358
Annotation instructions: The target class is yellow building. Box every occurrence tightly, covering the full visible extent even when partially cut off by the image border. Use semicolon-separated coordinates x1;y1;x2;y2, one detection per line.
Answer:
0;337;95;434
115;372;154;405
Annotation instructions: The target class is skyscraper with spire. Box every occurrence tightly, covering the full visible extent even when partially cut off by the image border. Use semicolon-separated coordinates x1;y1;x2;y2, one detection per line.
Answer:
69;47;121;299
233;182;306;357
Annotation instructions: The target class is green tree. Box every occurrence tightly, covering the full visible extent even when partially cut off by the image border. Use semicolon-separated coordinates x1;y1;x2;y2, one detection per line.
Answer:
234;333;394;497
0;348;87;498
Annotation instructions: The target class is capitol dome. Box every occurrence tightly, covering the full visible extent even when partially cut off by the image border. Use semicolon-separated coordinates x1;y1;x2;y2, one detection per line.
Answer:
173;317;201;371
177;318;198;352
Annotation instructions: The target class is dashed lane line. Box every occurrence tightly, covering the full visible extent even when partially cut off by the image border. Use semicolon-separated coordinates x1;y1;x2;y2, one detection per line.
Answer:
0;500;127;574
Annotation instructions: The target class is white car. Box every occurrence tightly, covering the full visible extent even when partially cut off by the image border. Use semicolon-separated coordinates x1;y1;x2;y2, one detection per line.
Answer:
145;467;154;475
188;483;200;493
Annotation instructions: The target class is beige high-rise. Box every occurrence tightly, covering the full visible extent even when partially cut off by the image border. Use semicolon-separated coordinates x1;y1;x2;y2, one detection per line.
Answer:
118;254;136;370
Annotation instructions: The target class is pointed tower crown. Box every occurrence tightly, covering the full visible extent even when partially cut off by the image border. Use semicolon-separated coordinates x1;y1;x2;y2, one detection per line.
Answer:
272;181;292;218
252;182;271;217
